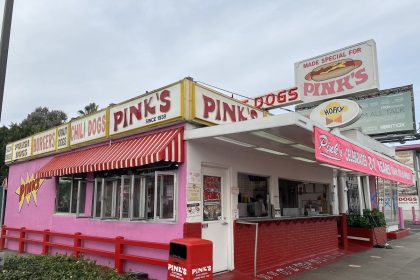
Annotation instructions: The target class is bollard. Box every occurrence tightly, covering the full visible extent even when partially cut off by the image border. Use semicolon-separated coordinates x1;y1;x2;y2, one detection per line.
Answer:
398;207;405;230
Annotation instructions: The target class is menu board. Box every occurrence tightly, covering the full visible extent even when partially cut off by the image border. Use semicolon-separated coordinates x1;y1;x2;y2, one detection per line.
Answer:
203;175;222;221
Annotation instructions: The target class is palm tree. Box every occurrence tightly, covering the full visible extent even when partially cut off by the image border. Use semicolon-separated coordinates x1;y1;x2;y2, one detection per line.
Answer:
78;103;99;116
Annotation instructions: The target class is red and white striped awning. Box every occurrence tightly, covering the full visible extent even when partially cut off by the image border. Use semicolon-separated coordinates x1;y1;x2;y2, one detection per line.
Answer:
36;127;184;178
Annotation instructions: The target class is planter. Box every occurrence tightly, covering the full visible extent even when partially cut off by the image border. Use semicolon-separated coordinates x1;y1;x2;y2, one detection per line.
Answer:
348;227;387;246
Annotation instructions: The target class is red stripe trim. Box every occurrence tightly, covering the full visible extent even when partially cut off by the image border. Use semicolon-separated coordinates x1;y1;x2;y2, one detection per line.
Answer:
35;127;184;178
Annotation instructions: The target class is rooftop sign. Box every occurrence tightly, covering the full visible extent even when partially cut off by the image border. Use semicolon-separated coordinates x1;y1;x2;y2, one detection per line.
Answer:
295;40;379;104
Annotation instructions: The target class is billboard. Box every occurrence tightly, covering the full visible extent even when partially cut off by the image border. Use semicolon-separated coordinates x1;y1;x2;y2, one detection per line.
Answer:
297;85;416;136
295;40;379;104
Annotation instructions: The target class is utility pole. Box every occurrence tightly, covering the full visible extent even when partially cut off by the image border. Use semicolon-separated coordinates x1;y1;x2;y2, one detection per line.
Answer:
0;0;14;121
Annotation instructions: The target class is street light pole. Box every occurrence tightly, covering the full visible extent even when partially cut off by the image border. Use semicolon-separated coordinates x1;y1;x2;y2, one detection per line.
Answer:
0;0;14;121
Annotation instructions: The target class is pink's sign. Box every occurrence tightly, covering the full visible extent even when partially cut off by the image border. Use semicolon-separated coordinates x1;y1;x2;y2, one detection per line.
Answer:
314;127;413;186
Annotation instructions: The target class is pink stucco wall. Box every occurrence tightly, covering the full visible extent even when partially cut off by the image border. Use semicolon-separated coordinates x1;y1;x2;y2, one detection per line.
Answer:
4;127;187;280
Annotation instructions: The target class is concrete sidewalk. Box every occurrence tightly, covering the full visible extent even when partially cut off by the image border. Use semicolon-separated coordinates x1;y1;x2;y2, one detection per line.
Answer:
290;228;420;280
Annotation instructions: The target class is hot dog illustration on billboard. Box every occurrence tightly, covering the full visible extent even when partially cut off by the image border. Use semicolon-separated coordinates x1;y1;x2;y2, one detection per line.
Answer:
295;40;379;104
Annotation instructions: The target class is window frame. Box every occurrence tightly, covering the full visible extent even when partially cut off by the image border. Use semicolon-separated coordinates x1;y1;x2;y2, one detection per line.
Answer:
55;176;87;216
92;171;177;222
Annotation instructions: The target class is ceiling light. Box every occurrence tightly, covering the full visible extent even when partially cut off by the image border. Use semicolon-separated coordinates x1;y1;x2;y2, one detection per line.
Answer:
292;157;316;163
255;147;287;156
292;144;315;153
251;131;294;144
214;136;255;148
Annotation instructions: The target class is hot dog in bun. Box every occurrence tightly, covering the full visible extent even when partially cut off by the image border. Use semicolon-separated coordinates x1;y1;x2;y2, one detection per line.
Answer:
305;59;362;82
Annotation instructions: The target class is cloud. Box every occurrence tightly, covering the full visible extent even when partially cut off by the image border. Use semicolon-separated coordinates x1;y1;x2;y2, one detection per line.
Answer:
1;0;419;128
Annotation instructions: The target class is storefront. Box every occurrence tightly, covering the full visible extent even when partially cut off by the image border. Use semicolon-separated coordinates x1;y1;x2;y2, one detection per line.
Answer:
2;78;414;278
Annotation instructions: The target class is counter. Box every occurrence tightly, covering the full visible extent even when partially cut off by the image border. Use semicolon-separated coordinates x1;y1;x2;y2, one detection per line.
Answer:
234;214;339;276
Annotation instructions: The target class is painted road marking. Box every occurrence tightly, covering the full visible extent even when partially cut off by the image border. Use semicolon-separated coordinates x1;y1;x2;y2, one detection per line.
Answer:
370;256;382;259
348;264;361;268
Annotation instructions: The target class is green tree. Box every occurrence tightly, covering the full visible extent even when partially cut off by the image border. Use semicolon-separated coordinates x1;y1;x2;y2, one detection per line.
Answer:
0;107;67;181
78;102;99;116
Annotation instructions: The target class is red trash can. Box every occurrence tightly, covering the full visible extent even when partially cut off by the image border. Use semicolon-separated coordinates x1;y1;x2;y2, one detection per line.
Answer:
167;238;213;280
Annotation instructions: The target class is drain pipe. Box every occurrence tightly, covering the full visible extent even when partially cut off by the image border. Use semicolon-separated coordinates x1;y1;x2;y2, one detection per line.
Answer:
236;221;259;277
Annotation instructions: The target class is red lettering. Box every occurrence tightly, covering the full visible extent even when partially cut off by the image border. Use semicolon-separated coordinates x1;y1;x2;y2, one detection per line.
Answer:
238;107;247;121
113;111;123;132
288;87;298;101
215;99;221;120
223;103;236;122
355;68;368;85
254;97;263;108
277;90;286;103
129;104;142;125
336;75;353;93
203;95;215;118
144;97;156;117
320;81;336;95
159;90;171;113
265;93;275;106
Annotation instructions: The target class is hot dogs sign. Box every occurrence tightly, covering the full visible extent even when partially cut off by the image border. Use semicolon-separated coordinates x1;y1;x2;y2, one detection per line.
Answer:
295;40;379;103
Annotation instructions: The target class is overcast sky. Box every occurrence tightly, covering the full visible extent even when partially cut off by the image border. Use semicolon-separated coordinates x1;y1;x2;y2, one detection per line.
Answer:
0;0;419;129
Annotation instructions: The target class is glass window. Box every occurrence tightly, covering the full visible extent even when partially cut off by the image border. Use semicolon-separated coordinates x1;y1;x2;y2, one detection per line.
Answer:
121;176;131;219
94;179;102;218
157;173;175;219
93;170;177;221
57;178;71;213
132;176;146;219
56;176;87;215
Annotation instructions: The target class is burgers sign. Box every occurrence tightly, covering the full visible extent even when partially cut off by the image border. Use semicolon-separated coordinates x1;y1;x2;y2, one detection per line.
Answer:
295;40;379;104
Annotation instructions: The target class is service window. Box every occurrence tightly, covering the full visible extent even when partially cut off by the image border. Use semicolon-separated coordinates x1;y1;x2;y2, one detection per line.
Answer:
237;173;270;218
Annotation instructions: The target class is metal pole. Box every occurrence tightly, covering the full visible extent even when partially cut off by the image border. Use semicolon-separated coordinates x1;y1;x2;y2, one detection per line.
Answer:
236;221;259;277
0;0;14;121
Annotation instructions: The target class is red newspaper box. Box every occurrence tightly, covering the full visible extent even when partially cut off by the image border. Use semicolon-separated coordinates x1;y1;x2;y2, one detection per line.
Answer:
168;238;213;280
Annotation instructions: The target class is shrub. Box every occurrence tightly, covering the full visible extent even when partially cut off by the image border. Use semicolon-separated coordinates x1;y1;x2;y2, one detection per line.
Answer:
0;254;140;280
346;208;386;228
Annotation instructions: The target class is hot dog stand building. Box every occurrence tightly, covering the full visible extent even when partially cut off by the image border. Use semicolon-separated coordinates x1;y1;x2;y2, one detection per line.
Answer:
2;77;414;279
2;41;415;279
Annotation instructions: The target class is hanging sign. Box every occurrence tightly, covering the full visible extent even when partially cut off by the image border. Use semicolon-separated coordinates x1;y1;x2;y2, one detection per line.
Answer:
314;127;413;185
243;86;302;109
309;99;362;128
295;40;379;104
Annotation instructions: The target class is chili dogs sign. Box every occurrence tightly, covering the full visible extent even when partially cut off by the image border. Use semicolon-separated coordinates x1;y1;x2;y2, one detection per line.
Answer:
70;110;107;146
295;40;379;104
109;83;182;136
193;84;265;125
310;99;362;128
314;127;413;185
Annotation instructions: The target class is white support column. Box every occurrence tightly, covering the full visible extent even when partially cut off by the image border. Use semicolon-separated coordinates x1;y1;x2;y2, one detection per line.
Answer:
363;176;372;210
331;170;339;215
337;171;348;214
357;176;365;215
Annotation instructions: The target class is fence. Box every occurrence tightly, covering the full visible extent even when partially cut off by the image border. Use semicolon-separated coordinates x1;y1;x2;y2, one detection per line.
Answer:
0;225;169;273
